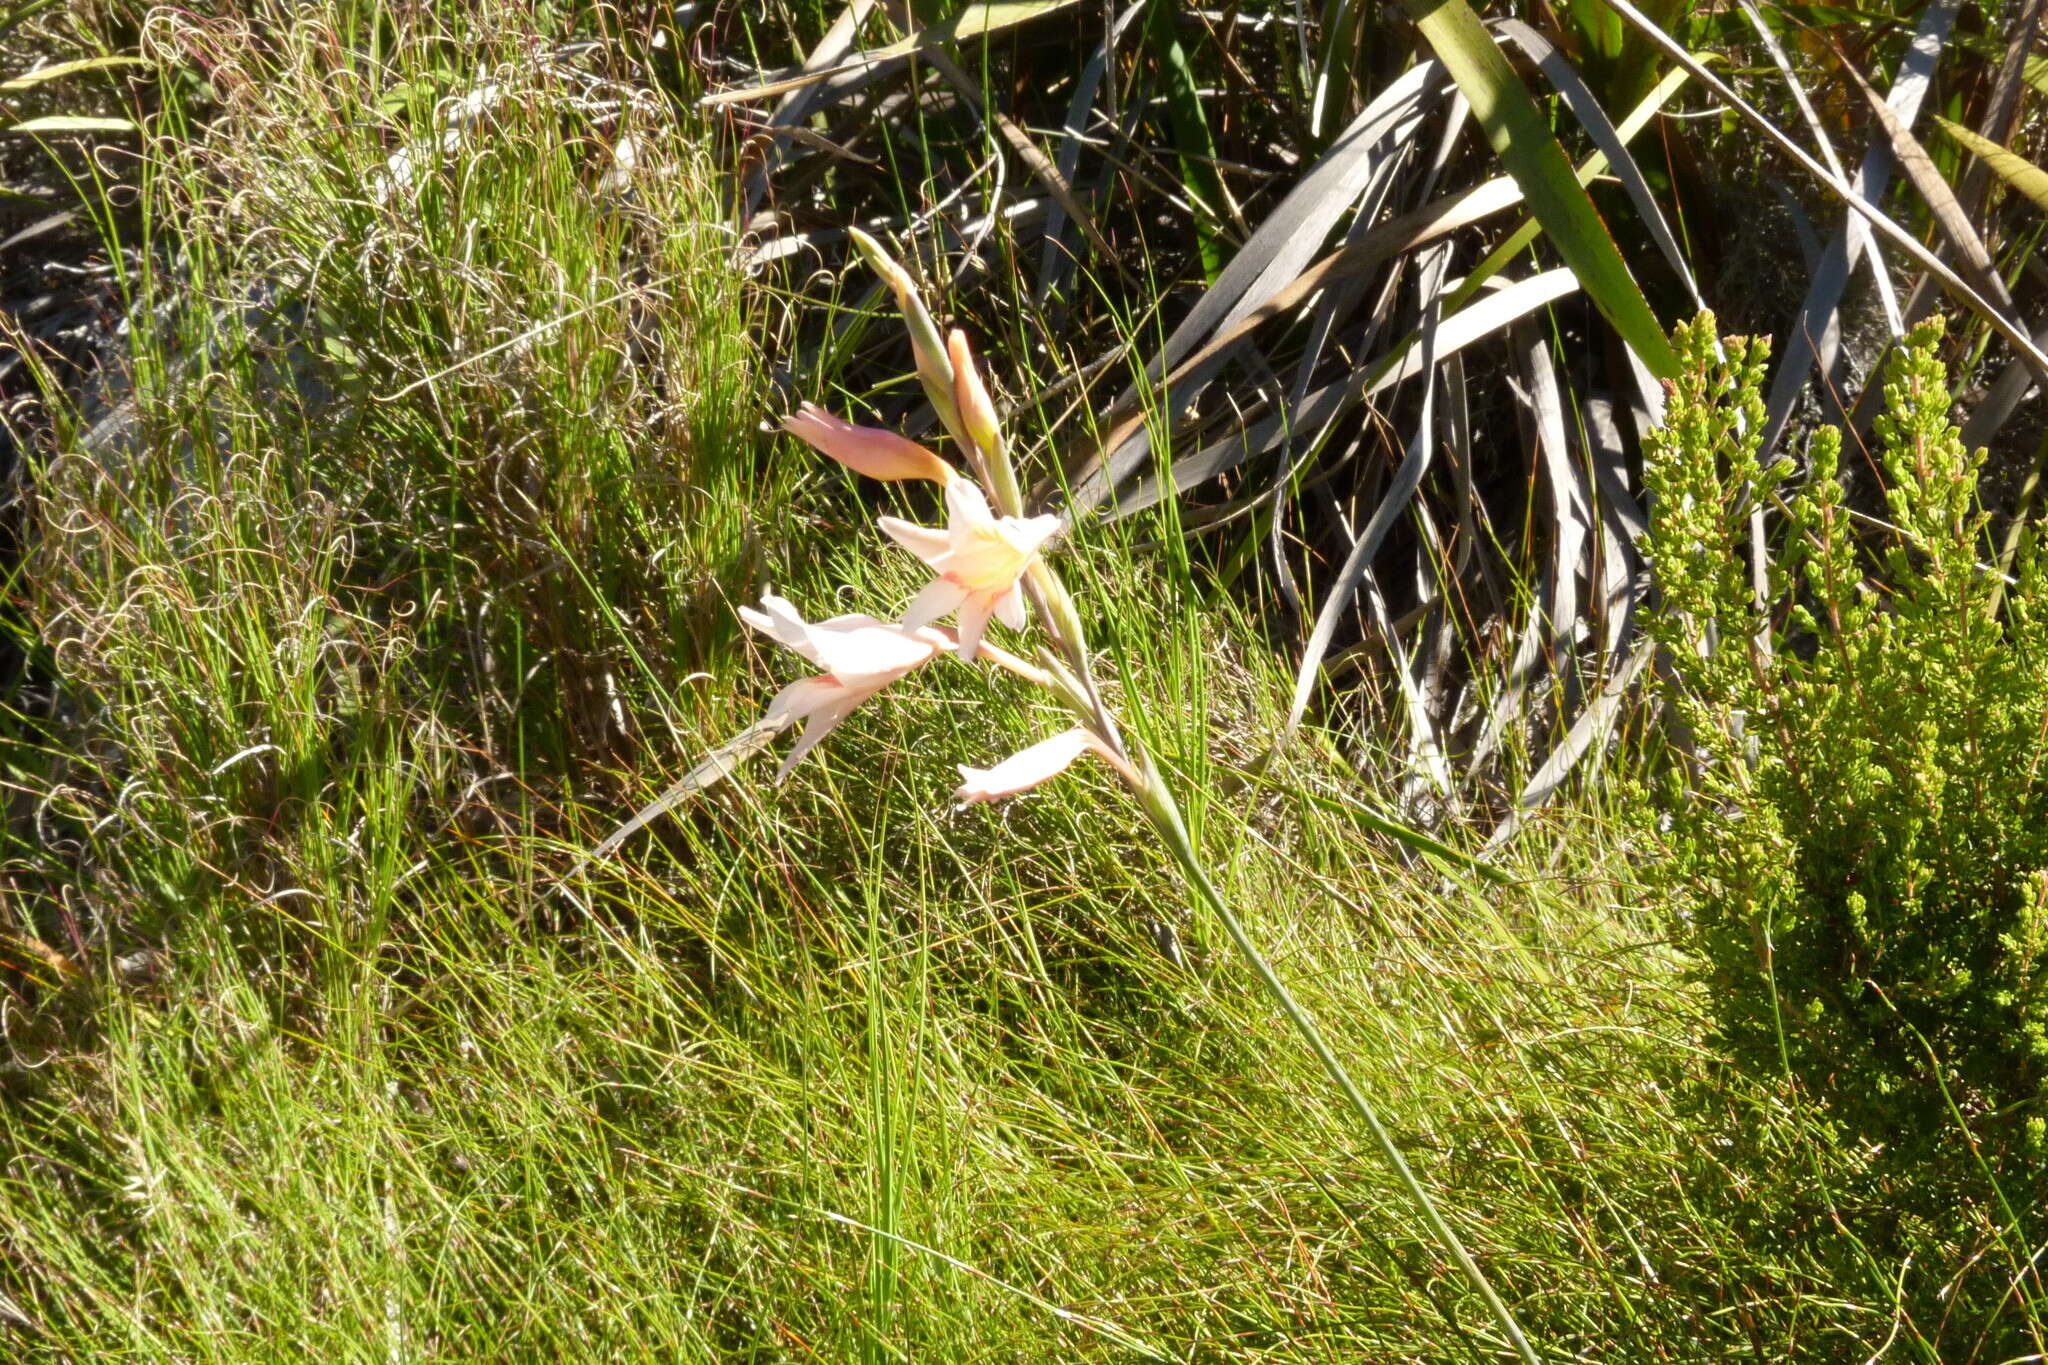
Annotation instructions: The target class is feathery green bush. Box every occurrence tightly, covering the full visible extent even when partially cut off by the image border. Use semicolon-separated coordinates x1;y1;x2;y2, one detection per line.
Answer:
1643;315;2048;1188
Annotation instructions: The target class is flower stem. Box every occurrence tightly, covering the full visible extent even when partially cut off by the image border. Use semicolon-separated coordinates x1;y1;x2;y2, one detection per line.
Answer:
1017;560;1534;1357
1135;762;1543;1365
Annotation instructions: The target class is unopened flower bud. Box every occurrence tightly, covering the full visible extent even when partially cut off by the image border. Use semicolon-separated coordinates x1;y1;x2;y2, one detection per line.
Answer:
782;403;956;485
848;228;965;448
947;330;1025;516
949;331;1002;460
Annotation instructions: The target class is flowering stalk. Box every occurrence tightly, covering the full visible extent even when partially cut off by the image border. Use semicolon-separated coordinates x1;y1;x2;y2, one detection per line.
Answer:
925;281;1541;1365
1130;764;1542;1365
592;238;1540;1365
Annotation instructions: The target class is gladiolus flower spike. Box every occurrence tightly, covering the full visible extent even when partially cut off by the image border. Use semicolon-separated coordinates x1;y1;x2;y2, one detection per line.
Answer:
585;244;1546;1365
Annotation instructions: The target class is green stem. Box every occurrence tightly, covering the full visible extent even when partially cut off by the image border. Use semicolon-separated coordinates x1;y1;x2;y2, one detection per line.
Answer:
1136;762;1543;1365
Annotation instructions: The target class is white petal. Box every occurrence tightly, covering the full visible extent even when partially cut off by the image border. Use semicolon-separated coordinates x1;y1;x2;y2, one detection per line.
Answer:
740;594;827;666
901;576;969;632
813;611;890;631
776;696;862;781
1001;513;1062;557
943;477;995;531
806;618;940;683
992;582;1028;631
759;593;809;634
877;515;951;567
954;728;1100;805
764;675;842;727
955;593;996;661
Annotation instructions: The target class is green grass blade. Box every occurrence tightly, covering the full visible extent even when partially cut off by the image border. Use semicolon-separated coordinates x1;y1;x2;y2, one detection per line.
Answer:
1401;0;1678;378
1224;761;1515;884
1936;114;2048;214
1143;0;1230;280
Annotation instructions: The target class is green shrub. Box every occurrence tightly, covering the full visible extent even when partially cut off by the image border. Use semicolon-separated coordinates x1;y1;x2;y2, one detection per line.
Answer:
1640;315;2048;1185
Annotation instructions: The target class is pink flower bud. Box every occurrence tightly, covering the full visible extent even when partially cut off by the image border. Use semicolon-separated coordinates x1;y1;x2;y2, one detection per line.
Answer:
782;403;956;485
948;330;1003;463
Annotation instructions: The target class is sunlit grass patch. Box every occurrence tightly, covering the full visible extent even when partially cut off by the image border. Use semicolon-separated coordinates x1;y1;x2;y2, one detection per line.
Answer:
0;4;2022;1362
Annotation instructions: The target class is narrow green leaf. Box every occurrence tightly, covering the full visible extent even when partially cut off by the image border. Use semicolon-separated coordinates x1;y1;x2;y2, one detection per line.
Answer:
0;55;150;92
1401;0;1678;378
3;114;138;134
1221;769;1515;884
1450;59;1689;317
1935;114;2048;215
1144;0;1229;280
1953;30;2048;103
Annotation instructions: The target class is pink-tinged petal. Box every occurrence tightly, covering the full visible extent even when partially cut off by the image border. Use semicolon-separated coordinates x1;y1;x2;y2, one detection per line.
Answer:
813;612;885;632
805;618;943;683
955;594;997;661
992;581;1029;631
742;601;952;777
742;597;946;685
884;479;1058;650
777;696;864;781
764;674;844;727
876;514;952;567
740;594;826;666
901;576;969;632
954;728;1102;806
781;403;955;484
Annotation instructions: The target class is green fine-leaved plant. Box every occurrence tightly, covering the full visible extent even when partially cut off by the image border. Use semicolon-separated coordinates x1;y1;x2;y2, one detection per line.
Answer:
1642;314;2048;1206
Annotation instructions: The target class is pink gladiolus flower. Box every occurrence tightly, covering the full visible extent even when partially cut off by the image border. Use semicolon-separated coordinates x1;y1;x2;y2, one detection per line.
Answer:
954;727;1112;806
878;478;1061;661
739;594;950;780
781;403;956;485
